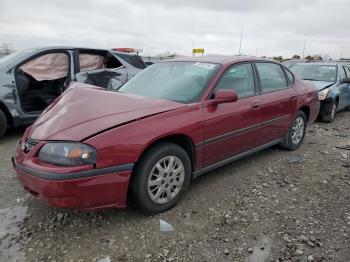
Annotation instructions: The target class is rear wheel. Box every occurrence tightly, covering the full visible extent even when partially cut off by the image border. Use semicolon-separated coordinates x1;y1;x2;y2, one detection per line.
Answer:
281;111;306;151
0;110;7;138
132;142;191;214
321;100;337;123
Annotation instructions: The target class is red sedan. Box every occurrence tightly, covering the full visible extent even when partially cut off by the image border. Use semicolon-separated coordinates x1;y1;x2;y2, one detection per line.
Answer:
13;56;320;214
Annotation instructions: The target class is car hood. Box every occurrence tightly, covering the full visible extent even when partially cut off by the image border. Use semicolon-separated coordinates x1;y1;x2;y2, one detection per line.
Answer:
28;82;185;141
303;80;334;91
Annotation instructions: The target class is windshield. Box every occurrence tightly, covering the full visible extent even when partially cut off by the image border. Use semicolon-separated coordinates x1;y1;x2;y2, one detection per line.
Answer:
290;64;337;82
118;61;220;103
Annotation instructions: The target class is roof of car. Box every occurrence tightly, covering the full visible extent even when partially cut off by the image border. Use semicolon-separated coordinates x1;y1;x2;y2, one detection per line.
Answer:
293;62;339;66
30;46;135;56
168;55;269;65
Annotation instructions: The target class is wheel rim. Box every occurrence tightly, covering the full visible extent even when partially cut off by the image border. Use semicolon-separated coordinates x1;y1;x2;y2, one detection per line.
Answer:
291;116;305;145
147;156;185;204
330;103;336;119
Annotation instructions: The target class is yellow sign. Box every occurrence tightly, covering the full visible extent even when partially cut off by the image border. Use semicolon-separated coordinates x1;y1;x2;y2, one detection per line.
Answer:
192;48;204;54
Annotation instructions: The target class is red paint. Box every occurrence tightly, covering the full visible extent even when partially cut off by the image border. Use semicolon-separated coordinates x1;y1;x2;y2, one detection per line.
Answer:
14;57;320;211
17;168;131;210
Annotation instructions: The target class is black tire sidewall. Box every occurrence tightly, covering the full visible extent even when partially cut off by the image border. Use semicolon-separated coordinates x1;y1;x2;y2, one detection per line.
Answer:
132;142;191;214
284;111;307;150
322;100;336;123
0;110;7;138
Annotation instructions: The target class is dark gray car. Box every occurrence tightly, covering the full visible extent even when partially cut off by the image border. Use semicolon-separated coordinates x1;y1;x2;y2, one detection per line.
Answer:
0;46;146;138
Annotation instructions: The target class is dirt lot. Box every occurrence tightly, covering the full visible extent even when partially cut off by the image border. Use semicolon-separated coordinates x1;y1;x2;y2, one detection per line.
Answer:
0;112;349;262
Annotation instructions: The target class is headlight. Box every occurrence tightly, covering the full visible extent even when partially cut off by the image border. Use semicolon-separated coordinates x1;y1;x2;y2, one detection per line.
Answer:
318;88;330;100
38;142;97;166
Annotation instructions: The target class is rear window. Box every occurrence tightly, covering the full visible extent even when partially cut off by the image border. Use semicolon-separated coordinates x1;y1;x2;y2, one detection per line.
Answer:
114;53;146;69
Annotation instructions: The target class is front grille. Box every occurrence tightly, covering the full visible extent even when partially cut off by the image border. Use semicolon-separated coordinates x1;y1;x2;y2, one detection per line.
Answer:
24;138;38;153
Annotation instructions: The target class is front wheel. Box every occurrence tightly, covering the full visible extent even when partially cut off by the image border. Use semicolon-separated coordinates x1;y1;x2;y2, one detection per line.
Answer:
0;110;7;138
132;142;191;214
280;111;307;151
321;100;337;123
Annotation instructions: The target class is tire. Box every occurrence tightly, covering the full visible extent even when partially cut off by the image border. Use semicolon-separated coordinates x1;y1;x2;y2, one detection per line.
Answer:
345;105;350;111
321;100;337;123
280;111;307;151
0;110;7;138
132;142;191;214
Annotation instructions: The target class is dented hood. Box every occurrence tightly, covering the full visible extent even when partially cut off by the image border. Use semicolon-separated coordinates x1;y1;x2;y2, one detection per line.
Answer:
303;80;334;91
29;82;185;141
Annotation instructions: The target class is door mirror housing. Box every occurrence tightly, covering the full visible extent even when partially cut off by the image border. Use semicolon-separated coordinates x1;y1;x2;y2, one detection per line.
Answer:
340;77;350;84
211;89;238;105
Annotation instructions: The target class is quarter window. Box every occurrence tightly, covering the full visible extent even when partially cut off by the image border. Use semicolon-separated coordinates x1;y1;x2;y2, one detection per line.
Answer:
256;63;288;92
345;66;350;77
214;63;256;98
284;68;294;86
339;66;347;81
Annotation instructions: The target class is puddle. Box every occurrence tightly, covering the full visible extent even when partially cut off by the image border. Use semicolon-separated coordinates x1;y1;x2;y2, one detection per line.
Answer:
247;236;271;262
0;206;28;262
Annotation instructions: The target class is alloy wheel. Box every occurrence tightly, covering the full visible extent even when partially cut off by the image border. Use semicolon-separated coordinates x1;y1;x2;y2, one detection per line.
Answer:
291;116;305;145
147;156;185;204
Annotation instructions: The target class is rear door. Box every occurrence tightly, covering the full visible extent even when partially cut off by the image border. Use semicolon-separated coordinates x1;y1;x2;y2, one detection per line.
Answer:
74;50;128;90
254;62;297;144
203;62;263;166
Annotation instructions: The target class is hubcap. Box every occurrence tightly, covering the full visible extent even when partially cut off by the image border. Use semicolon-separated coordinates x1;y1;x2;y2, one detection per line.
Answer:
147;156;185;204
291;116;305;145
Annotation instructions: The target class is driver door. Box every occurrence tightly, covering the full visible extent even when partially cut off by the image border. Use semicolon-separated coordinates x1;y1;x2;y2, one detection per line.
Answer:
203;62;263;167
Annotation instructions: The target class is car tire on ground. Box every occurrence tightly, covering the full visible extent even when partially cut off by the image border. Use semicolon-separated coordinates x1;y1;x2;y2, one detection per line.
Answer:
321;100;337;123
132;142;191;214
280;111;307;151
0;110;7;138
345;105;350;111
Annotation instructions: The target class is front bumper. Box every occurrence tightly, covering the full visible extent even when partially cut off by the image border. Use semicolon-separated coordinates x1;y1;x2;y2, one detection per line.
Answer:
13;158;133;211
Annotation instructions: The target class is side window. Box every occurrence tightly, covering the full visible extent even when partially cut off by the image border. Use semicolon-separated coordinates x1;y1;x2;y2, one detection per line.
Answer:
78;51;122;72
339;66;347;81
214;63;256;98
284;67;294;86
256;63;288;92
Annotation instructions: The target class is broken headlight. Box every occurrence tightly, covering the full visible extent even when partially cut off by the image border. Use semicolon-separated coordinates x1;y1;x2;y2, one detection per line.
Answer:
38;142;97;166
318;88;330;100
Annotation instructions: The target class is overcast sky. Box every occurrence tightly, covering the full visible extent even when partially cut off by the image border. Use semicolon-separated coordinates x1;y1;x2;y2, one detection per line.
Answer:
0;0;349;58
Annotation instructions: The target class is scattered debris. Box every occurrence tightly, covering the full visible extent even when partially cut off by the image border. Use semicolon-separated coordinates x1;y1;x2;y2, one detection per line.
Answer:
98;257;111;262
336;144;350;150
159;219;173;232
287;155;305;164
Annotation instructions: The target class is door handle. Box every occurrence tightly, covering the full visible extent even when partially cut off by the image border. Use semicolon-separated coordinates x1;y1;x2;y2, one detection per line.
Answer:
251;101;260;109
290;95;297;100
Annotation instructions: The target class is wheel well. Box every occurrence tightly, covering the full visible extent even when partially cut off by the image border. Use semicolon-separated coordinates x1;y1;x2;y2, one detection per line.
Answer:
299;106;310;122
0;102;12;126
335;96;339;105
138;134;196;172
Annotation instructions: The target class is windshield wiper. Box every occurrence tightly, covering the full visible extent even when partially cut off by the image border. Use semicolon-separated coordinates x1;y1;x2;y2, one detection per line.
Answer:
302;78;318;81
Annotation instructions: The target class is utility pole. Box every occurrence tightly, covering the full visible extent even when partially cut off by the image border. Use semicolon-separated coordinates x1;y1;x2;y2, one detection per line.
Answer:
238;27;243;55
340;46;344;59
302;39;307;59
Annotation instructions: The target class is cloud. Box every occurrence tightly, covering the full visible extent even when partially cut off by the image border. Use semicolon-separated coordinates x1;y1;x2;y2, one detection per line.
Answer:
0;0;349;58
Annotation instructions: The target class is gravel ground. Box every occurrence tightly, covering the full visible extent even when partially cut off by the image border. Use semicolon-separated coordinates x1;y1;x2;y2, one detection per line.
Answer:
0;112;349;262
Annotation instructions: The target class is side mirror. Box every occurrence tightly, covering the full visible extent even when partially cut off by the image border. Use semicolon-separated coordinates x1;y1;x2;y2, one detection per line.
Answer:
341;77;350;84
211;89;238;105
